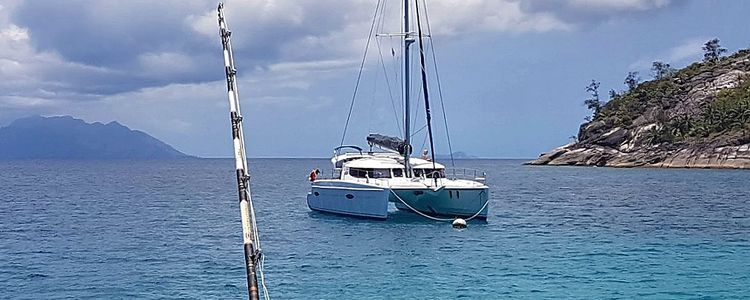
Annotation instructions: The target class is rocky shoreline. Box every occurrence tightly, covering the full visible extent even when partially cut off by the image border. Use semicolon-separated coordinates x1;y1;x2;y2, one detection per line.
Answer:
528;48;750;169
527;142;750;169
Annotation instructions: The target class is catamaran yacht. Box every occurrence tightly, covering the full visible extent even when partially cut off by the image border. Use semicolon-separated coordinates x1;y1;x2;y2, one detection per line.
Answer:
306;0;490;220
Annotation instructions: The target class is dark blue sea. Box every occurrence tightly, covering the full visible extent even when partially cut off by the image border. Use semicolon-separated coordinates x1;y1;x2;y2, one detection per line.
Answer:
1;159;748;299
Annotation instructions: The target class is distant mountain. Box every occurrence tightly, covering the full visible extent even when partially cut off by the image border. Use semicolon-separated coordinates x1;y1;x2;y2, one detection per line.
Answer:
0;116;192;159
436;151;478;160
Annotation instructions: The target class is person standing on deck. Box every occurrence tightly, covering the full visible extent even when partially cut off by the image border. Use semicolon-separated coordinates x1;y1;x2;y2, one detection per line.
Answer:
309;168;320;182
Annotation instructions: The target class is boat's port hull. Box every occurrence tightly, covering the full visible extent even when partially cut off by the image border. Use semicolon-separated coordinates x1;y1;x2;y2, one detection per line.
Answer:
391;187;489;219
307;181;390;219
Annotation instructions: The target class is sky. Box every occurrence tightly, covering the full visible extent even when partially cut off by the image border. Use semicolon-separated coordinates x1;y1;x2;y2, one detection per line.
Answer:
0;0;749;158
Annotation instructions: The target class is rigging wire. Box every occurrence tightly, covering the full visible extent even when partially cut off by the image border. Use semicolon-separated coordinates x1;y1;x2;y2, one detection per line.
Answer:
257;252;270;300
391;36;404;138
419;128;428;155
367;39;384;134
414;0;438;183
374;0;402;135
339;0;382;147
410;51;423;137
422;0;455;168
411;82;422;136
412;124;428;137
413;22;433;156
386;1;404;138
247;188;269;300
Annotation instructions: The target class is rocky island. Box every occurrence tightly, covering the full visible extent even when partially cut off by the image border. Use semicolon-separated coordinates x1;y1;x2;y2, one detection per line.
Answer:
529;43;750;169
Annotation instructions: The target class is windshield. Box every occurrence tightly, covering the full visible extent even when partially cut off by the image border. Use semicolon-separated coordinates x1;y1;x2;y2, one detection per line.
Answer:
349;168;392;179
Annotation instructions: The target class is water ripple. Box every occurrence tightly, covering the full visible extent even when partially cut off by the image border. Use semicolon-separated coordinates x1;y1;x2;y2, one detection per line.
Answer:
1;159;748;299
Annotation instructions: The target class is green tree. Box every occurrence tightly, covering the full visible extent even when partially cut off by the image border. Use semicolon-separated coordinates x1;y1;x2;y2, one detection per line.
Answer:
651;61;675;79
608;89;619;100
584;79;601;119
624;71;640;91
702;38;727;63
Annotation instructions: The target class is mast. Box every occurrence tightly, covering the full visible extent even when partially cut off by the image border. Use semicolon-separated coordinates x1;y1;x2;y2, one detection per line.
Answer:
403;0;414;177
217;3;262;300
414;0;438;183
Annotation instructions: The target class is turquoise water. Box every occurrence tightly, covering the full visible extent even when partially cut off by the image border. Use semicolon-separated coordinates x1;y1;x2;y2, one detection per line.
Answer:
1;159;748;299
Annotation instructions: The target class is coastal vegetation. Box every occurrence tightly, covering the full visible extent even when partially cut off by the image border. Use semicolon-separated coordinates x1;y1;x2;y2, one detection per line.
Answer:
531;39;750;168
584;39;749;147
649;78;750;145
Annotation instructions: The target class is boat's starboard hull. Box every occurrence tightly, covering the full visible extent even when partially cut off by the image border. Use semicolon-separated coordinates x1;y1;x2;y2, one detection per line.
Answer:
390;187;489;219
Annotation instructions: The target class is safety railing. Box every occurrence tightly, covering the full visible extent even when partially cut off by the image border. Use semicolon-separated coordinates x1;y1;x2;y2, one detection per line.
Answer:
314;168;487;183
444;168;487;182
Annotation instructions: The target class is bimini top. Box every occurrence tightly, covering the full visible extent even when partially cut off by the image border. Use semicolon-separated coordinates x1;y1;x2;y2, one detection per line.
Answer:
343;156;446;170
344;157;405;169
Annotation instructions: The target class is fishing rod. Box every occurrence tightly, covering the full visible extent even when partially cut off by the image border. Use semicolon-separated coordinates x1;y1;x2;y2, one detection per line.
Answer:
217;3;267;300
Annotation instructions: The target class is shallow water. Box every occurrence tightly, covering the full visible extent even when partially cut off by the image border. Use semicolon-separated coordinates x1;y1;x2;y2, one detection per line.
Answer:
1;159;748;299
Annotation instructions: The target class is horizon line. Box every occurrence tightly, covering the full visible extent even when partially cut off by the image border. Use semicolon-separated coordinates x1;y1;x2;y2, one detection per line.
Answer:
199;156;534;160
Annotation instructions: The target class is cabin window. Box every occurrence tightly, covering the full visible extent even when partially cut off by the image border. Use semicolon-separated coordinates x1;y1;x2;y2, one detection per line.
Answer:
349;168;392;179
371;169;391;178
414;169;445;178
392;169;404;177
349;168;367;178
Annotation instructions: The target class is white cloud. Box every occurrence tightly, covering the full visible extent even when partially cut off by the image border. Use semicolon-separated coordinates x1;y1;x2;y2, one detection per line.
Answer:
665;37;706;63
0;0;690;155
0;95;60;109
268;59;357;75
184;0;680;81
566;0;671;11
137;51;195;78
629;37;707;71
0;2;130;110
178;0;576;111
0;23;27;41
419;0;572;35
522;0;678;24
1;0;683;113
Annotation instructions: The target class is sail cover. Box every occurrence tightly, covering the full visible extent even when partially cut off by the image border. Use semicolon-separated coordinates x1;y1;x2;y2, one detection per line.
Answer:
367;134;411;155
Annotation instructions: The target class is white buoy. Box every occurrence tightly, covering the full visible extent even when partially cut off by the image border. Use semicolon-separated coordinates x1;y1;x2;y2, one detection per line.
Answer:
452;218;467;229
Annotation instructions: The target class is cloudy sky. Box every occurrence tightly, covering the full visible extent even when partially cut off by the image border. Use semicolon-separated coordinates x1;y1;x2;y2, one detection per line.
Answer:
0;0;748;158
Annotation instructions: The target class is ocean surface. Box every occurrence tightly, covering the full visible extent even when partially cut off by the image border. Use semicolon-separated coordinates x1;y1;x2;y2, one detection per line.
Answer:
1;159;748;299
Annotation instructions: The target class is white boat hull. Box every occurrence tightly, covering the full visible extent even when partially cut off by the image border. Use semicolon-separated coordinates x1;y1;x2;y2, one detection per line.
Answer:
307;180;390;219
